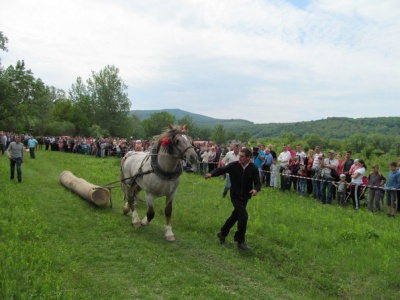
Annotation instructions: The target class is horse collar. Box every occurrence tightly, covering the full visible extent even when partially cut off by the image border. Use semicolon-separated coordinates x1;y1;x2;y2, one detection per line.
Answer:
151;144;182;180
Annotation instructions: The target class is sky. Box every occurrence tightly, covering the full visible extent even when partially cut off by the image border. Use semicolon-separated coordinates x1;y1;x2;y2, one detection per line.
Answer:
1;0;399;124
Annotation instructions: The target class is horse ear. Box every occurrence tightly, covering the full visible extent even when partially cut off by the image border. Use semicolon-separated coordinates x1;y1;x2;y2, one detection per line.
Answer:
169;124;174;129
182;125;187;131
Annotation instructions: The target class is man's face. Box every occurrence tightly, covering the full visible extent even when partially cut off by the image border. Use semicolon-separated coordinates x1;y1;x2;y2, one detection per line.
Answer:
16;137;21;144
296;145;301;152
315;147;321;153
283;145;287;151
233;146;240;155
239;152;251;166
345;152;351;159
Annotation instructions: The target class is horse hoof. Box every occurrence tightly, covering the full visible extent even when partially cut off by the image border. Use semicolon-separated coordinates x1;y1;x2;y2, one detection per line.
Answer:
165;235;175;242
140;217;149;226
132;221;141;227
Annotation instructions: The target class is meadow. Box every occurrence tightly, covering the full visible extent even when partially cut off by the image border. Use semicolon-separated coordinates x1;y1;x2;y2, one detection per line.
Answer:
1;150;399;299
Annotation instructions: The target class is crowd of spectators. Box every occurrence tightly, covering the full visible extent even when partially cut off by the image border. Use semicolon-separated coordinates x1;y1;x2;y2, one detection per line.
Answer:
2;131;399;216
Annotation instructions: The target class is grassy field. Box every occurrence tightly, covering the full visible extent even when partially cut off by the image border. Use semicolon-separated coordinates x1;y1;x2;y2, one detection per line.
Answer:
1;150;400;299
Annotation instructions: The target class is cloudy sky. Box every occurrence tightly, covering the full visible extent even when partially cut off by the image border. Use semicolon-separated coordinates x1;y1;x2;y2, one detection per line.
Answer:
1;0;399;124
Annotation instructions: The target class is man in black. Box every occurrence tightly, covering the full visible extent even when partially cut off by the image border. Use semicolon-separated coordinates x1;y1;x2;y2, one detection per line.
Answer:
204;148;261;250
342;151;354;183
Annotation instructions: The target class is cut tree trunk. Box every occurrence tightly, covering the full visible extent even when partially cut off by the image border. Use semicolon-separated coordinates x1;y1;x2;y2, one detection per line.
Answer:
59;170;110;206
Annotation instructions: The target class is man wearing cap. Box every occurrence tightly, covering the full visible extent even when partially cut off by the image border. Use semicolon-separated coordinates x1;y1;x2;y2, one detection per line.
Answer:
320;150;338;204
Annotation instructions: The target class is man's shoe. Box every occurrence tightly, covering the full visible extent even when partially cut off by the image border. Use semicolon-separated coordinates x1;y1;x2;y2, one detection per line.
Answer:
238;242;251;251
217;231;226;244
222;190;227;198
18;178;22;183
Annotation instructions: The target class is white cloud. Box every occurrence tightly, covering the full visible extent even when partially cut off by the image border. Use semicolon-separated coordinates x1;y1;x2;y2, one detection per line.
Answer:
1;0;399;124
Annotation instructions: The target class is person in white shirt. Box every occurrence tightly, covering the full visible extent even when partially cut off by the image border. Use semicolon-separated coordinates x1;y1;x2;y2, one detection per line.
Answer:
221;144;240;198
277;145;291;191
312;146;324;199
295;144;306;164
351;159;367;210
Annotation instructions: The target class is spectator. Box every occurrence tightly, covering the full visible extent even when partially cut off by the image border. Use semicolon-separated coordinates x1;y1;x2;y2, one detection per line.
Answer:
386;162;400;217
320;150;339;204
350;159;366;210
368;165;386;213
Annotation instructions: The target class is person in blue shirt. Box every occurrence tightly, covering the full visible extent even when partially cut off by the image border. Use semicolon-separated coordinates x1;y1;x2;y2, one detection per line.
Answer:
262;147;273;187
386;162;400;217
28;136;38;159
253;145;265;185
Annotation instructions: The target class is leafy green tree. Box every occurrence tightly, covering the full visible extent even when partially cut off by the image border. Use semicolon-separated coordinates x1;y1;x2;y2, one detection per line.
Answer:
0;31;8;68
197;127;211;141
303;133;325;150
347;133;368;153
0;60;52;133
225;131;236;142
69;65;130;136
211;125;226;144
128;114;144;139
142;112;175;139
237;130;250;143
177;114;198;138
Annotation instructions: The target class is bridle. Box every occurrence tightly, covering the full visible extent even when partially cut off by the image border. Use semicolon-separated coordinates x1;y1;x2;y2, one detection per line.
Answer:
172;133;195;161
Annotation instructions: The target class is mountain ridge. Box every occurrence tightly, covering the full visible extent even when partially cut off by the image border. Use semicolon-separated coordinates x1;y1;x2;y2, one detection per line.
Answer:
131;109;400;139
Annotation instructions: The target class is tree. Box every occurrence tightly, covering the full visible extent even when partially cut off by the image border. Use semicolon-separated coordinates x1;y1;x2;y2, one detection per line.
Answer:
211;125;226;144
0;60;52;133
69;65;131;136
347;133;368;153
237;130;250;143
177;114;198;138
128;114;144;139
197;127;211;141
303;133;325;150
142;112;175;139
0;31;8;67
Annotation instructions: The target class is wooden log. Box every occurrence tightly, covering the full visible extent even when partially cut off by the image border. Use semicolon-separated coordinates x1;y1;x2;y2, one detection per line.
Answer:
59;170;110;206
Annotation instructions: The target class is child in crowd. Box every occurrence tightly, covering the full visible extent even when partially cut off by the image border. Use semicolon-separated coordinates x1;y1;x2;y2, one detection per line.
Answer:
281;164;291;192
297;163;307;196
333;174;349;206
270;158;279;188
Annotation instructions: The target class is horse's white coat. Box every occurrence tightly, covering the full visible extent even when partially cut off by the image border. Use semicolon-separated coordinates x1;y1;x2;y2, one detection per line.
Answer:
121;126;197;241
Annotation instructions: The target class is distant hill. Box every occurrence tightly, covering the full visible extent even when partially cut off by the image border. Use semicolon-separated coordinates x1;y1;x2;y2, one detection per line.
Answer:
131;109;400;139
131;108;253;129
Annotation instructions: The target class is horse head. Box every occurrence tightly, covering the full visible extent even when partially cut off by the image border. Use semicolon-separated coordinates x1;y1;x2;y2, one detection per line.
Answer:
158;125;198;165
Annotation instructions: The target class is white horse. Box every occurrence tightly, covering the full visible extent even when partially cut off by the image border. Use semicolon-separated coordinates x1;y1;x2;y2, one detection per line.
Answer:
121;125;198;241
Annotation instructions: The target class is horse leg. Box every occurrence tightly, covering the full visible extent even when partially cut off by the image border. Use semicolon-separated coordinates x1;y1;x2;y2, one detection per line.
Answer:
122;183;141;226
164;194;175;242
140;194;155;226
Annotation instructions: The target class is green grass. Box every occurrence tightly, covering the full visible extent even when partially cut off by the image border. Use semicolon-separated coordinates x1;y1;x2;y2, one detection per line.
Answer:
1;150;400;299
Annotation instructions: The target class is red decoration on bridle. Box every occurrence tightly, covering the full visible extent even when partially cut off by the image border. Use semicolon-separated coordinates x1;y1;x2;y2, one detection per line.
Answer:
161;137;171;146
